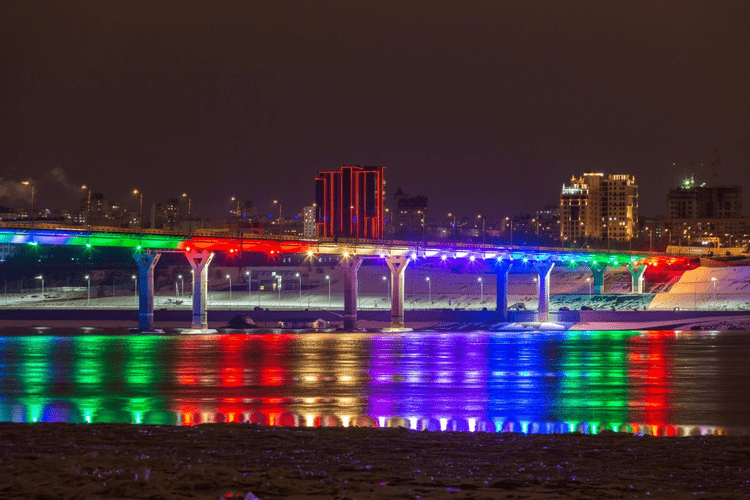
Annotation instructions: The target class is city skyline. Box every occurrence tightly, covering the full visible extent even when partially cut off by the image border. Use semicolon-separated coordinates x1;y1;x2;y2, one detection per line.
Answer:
2;1;749;219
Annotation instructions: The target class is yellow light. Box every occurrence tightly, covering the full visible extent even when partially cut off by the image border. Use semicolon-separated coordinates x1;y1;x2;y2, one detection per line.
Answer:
343;251;349;258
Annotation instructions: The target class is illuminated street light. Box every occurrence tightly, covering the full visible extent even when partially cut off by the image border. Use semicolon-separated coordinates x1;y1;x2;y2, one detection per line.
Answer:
296;272;302;307
273;199;282;235
477;214;485;244
382;275;390;302
586;277;592;295
245;270;252;303
505;217;514;246
22;181;35;229
226;274;232;305
35;275;44;304
711;276;717;303
325;275;331;309
85;275;91;306
477;277;484;304
81;185;91;228
182;193;192;233
132;189;143;229
425;276;431;303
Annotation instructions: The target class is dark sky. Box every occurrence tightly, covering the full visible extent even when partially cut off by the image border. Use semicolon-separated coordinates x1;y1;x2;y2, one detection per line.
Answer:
2;0;749;220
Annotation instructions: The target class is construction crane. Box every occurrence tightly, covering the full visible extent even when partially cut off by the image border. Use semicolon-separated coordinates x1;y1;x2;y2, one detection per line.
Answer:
672;147;721;188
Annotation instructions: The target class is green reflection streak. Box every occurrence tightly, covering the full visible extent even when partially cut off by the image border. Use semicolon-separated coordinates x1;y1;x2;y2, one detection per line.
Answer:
123;335;167;417
557;331;636;427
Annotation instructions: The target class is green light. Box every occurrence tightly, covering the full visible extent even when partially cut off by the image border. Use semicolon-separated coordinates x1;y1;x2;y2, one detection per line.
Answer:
28;241;38;246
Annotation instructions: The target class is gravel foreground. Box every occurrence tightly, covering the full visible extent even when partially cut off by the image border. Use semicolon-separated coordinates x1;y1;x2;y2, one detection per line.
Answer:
2;423;750;499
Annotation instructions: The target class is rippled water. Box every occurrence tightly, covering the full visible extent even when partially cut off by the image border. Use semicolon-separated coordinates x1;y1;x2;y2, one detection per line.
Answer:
1;329;749;435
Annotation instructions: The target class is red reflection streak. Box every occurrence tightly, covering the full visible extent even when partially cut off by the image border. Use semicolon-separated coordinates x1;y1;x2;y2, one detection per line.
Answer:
219;334;248;388
629;331;672;428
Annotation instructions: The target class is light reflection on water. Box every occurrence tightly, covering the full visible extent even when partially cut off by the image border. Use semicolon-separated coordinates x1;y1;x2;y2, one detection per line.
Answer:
1;330;749;435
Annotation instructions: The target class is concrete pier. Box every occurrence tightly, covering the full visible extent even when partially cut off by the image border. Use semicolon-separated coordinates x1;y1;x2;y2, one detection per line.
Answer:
186;250;214;331
494;259;512;321
533;260;555;322
628;263;647;294
385;255;410;330
340;256;362;331
134;252;161;332
588;262;607;295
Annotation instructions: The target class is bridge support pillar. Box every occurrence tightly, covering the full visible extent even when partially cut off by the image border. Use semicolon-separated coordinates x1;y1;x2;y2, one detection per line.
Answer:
628;263;647;294
533;260;554;323
588;262;607;295
340;256;363;331
134;252;161;332
186;250;215;331
385;255;410;331
494;259;512;322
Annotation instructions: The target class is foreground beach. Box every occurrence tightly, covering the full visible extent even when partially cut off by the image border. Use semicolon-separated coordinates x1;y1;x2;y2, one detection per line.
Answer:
2;423;749;499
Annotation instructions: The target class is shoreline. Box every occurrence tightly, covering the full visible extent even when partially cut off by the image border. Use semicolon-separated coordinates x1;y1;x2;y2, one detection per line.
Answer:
2;423;750;499
1;308;749;332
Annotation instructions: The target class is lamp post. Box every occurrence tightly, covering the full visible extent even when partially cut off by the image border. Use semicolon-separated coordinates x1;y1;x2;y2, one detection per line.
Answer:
22;181;35;229
230;196;241;238
295;272;302;307
477;215;485;244
132;275;137;305
586;277;592;295
81;185;91;228
477;277;484;304
276;275;282;306
382;275;389;303
325;275;331;309
273;200;282;235
711;276;717;303
245;270;252;304
35;275;44;304
85;275;90;306
448;213;456;234
178;274;184;297
509;217;514;246
182;193;192;233
226;274;232;306
132;189;143;229
425;276;431;303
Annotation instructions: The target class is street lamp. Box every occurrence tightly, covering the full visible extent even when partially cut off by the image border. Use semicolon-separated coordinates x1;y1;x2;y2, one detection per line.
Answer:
132;275;137;305
226;274;232;305
182;193;192;233
645;226;653;252
711;276;717;303
382;275;390;303
273;200;282;235
35;275;44;303
85;275;91;306
81;185;91;228
325;275;331;309
448;212;456;231
586;277;592;295
132;189;143;229
245;270;252;304
477;277;484;304
477;215;485;244
178;274;184;297
508;217;514;245
276;275;282;306
295;272;302;307
230;196;241;238
425;276;431;303
22;181;35;229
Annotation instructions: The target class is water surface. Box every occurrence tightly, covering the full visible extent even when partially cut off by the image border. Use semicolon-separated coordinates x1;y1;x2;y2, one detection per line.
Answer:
1;329;749;435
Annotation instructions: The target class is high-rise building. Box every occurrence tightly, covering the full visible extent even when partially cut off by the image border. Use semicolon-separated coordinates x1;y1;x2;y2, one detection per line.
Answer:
392;188;428;238
667;178;741;219
302;206;316;238
315;165;386;239
560;172;638;243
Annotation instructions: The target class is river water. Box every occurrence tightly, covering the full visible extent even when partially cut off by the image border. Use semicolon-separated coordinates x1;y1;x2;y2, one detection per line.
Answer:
1;329;749;435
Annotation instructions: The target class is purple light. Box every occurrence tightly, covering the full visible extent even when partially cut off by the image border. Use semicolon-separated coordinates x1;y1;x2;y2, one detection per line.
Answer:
441;254;447;261
411;252;417;260
469;255;476;262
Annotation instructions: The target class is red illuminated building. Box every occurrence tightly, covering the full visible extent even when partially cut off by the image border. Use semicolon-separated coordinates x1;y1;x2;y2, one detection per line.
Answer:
315;165;386;239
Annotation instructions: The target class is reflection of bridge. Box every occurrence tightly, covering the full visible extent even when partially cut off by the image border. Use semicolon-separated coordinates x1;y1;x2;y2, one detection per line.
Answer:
0;224;683;331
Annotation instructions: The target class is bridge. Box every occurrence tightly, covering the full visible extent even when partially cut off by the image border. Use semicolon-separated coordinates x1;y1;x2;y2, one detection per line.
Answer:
0;223;684;332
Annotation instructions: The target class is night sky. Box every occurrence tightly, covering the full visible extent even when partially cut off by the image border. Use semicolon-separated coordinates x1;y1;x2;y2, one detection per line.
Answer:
2;0;749;220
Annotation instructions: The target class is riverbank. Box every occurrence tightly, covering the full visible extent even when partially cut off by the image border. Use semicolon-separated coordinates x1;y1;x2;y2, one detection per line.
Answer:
1;307;750;332
1;423;749;499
